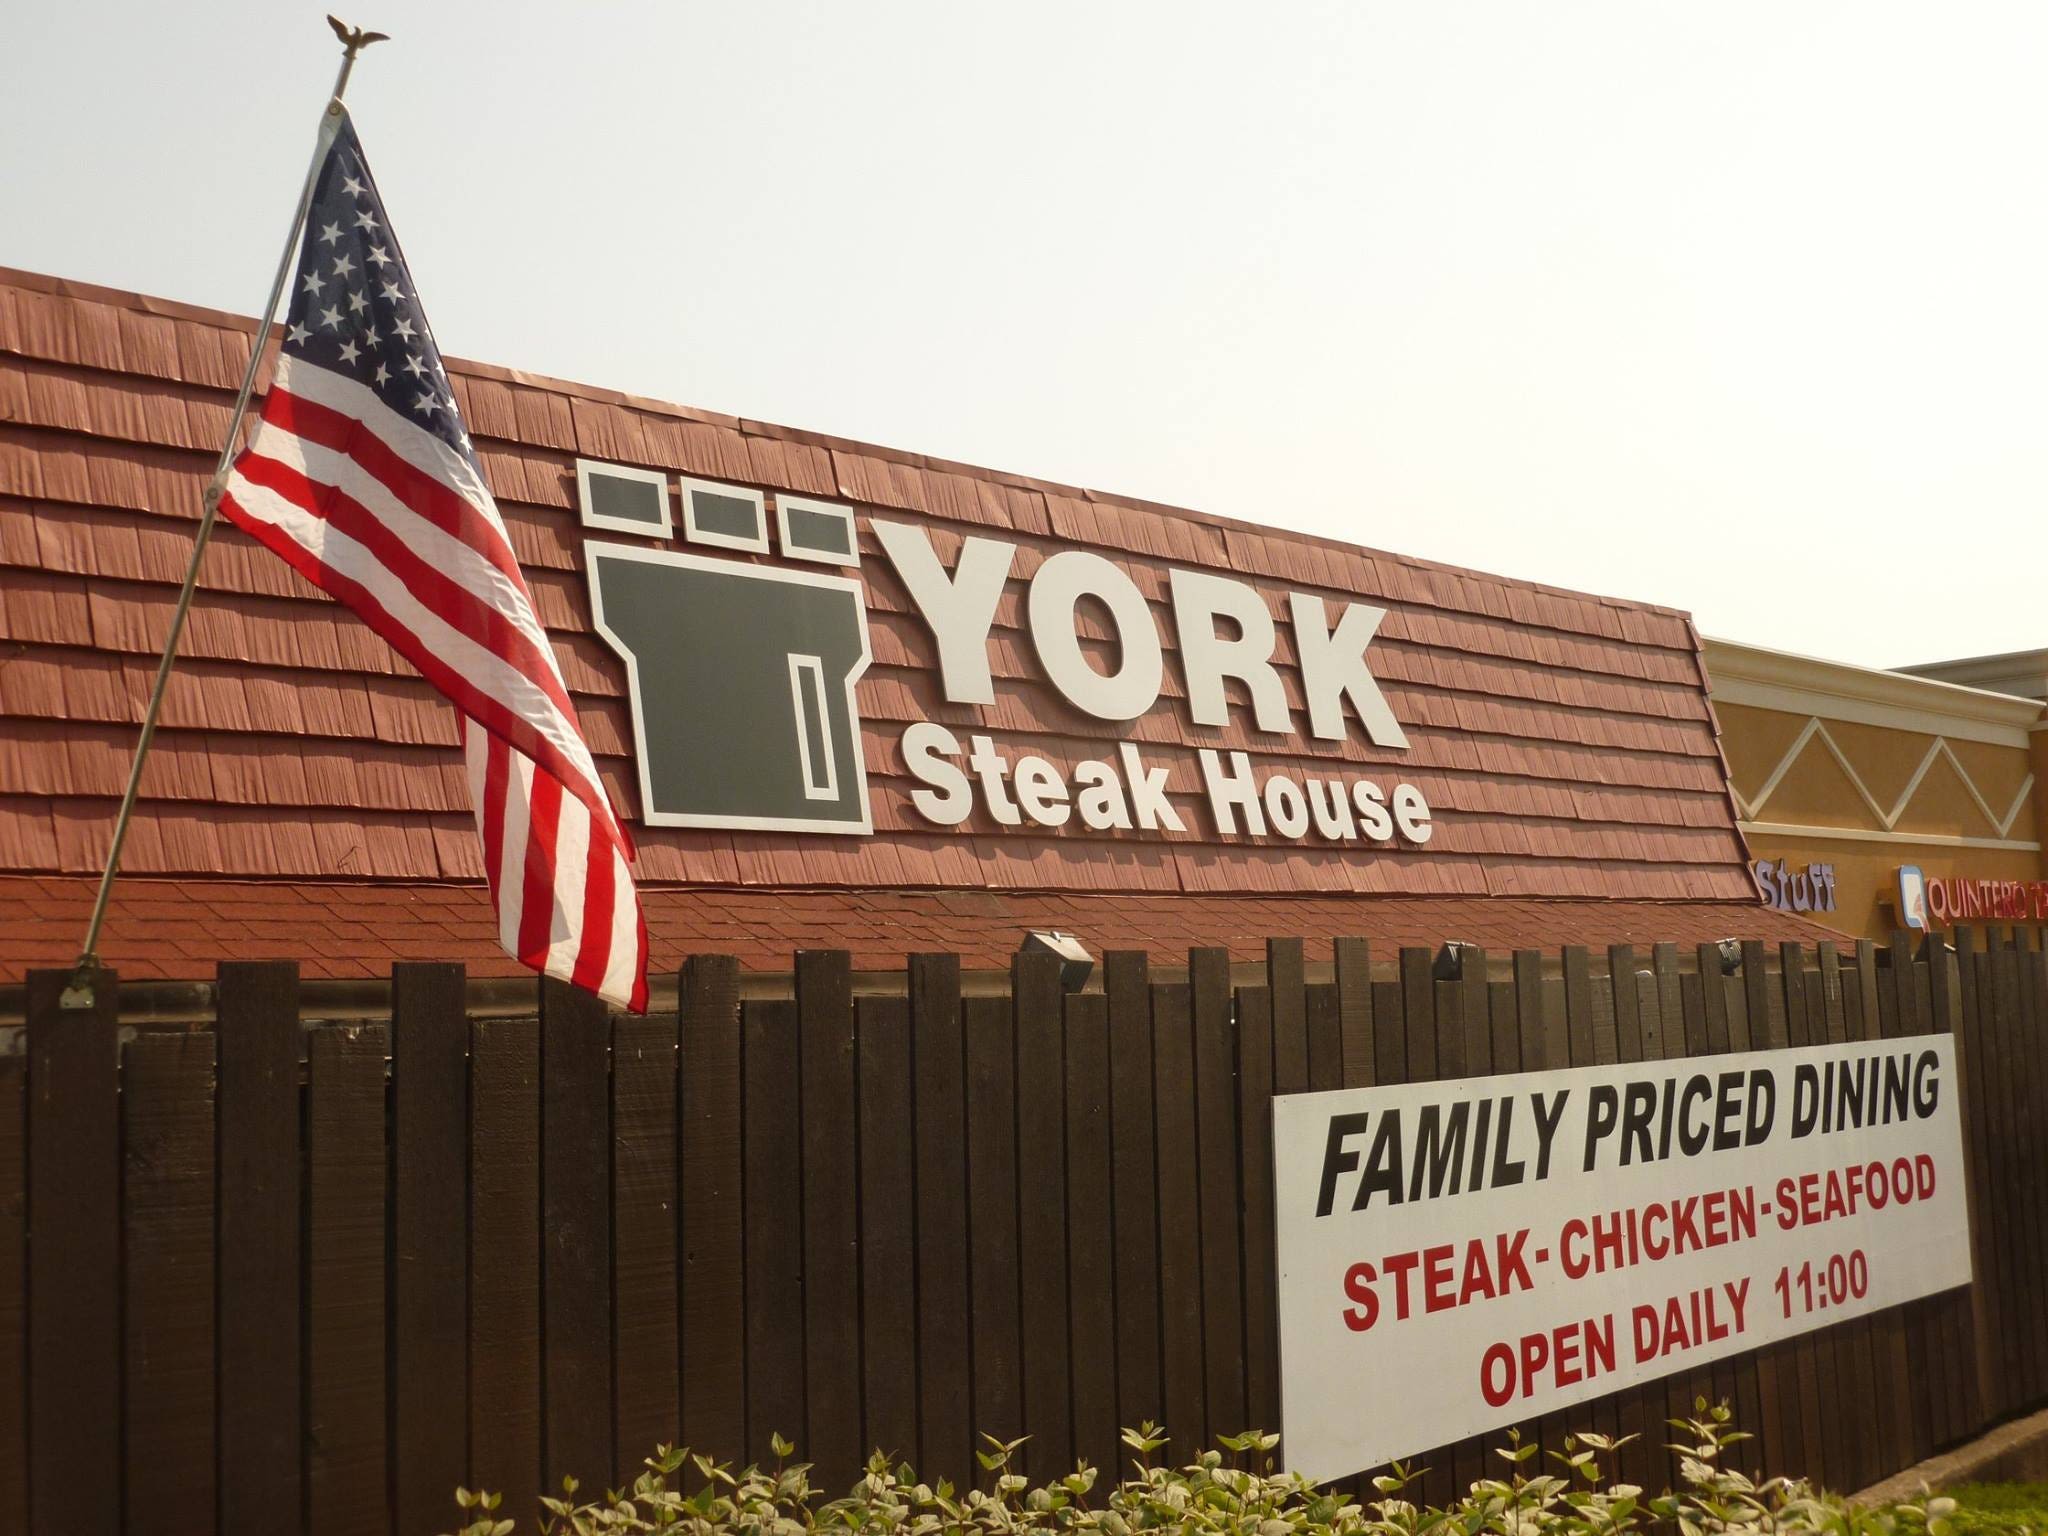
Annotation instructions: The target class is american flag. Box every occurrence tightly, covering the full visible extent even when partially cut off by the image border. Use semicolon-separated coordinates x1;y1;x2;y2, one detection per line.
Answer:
220;109;649;1012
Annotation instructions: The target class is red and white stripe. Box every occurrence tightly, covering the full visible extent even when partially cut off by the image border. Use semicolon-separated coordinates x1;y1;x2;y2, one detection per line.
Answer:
465;720;646;1009
221;353;649;1011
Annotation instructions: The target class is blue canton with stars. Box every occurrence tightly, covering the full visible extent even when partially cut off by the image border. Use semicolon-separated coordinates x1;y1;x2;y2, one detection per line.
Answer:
279;110;478;470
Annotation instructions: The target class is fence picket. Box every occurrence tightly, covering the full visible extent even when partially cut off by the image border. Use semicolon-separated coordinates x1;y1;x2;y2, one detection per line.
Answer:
1568;960;1626;1483
1332;937;1374;1087
27;969;120;1536
2027;938;2048;1397
613;1008;680;1483
1458;945;1491;1079
470;1014;542;1519
307;1023;389;1536
393;963;469;1532
1491;977;1520;1072
542;979;613;1490
1983;939;2026;1403
1892;939;1942;1460
1191;948;1245;1442
743;998;805;1458
216;961;304;1533
1737;944;1794;1481
910;953;972;1480
1236;986;1279;1435
1954;926;2008;1418
798;951;863;1487
1513;949;1546;1071
1063;991;1120;1478
1372;979;1405;1084
1933;932;1991;1427
679;955;745;1465
1108;951;1162;1429
1014;951;1073;1475
1924;943;1976;1438
965;994;1024;1459
857;994;919;1465
1269;939;1308;1094
1152;981;1207;1454
1305;982;1343;1091
1400;947;1437;1083
1431;968;1487;1508
1828;952;1877;1490
1563;945;1595;1065
0;1050;20;1536
2017;934;2048;1398
1857;945;1916;1486
121;1031;216;1536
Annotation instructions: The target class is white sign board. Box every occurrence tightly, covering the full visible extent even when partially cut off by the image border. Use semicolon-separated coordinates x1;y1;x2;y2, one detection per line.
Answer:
1274;1037;1973;1482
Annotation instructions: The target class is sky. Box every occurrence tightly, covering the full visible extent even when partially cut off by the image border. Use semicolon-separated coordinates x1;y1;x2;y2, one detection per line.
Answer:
5;2;2044;670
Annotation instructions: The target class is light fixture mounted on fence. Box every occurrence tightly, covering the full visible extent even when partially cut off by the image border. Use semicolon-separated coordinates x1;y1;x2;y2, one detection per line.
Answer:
1019;930;1094;992
1432;941;1480;980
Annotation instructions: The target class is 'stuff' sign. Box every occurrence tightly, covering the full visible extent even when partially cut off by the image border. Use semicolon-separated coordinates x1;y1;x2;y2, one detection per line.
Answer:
1272;1037;1972;1482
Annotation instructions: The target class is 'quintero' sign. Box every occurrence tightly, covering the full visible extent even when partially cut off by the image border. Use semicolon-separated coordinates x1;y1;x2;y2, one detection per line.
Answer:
1273;1037;1972;1482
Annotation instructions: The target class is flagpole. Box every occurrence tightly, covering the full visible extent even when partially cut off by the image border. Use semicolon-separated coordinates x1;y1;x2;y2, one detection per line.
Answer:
63;16;389;1009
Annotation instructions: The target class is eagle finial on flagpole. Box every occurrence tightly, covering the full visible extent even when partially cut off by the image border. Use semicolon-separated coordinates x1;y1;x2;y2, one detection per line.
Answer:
327;15;390;56
326;16;388;102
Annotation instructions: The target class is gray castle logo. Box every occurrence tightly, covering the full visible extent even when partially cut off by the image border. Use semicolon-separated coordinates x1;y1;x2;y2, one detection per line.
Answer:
581;461;874;835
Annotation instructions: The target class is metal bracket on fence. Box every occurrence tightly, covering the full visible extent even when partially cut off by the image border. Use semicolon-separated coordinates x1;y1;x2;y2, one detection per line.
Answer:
60;960;99;1012
1433;940;1480;980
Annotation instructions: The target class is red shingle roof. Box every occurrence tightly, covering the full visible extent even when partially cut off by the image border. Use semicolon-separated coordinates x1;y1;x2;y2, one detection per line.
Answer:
0;263;1778;980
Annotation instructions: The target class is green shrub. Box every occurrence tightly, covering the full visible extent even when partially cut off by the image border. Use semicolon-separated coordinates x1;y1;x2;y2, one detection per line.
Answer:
443;1401;1997;1536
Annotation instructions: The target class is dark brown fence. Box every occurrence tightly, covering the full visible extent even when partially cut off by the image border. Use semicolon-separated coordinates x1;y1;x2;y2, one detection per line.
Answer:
3;926;2046;1536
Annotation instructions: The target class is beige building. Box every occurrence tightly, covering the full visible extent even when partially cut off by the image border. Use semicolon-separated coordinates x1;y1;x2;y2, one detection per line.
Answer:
1705;638;2046;940
1900;645;2048;703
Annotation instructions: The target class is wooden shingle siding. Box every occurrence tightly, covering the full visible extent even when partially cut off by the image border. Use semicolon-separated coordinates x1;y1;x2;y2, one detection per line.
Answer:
5;262;1753;921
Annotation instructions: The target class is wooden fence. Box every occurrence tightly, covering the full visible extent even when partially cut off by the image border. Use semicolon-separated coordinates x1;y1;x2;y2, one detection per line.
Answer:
3;926;2046;1536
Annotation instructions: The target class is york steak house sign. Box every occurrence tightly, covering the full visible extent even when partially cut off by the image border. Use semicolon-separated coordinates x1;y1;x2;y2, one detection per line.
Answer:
581;462;1435;848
